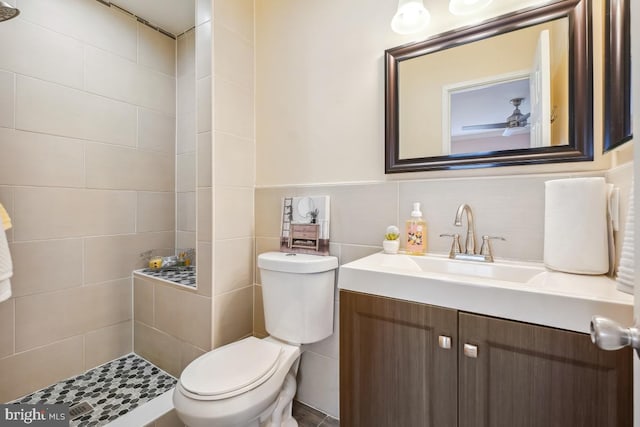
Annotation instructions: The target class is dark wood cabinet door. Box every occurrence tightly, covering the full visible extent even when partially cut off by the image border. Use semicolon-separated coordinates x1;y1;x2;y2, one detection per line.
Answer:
458;312;632;427
340;290;458;427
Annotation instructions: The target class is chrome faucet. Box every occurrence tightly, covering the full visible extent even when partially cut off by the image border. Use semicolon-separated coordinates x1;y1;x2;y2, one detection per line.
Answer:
439;204;505;262
454;203;476;255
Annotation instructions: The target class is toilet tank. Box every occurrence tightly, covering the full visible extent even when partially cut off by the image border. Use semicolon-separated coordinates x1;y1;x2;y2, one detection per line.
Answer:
257;252;338;345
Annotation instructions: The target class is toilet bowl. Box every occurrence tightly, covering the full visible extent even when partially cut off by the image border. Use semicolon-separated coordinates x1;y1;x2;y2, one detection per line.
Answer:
173;252;338;427
173;336;301;427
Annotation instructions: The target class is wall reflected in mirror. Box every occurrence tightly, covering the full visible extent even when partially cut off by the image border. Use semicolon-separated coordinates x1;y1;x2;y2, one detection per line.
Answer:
398;17;568;159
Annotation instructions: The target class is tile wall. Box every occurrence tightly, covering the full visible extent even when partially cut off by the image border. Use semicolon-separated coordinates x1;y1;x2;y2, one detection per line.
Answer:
253;164;634;418
211;0;256;349
0;0;175;402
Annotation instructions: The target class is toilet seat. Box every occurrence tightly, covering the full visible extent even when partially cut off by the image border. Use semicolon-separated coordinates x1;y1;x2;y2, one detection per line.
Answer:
180;337;283;401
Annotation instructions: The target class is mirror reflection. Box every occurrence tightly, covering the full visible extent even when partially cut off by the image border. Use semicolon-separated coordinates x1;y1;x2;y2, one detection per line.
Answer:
398;18;568;159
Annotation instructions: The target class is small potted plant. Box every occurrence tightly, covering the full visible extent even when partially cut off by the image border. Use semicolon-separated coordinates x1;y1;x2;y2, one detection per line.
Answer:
383;225;400;254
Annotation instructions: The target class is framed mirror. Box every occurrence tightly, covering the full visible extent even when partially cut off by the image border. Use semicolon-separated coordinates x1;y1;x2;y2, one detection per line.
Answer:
603;0;632;152
385;0;593;173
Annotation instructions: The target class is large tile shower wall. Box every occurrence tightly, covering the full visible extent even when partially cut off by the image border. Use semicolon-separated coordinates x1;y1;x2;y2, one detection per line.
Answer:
253;164;634;418
0;0;175;402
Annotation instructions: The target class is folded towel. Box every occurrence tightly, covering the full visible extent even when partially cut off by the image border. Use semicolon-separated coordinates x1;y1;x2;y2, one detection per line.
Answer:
0;222;12;303
616;180;634;295
0;203;11;231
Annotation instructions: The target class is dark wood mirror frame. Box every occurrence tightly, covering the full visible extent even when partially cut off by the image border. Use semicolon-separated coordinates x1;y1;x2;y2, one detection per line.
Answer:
603;0;632;152
385;0;593;173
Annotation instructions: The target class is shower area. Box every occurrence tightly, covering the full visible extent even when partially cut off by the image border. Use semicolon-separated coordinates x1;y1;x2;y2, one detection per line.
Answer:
0;0;256;424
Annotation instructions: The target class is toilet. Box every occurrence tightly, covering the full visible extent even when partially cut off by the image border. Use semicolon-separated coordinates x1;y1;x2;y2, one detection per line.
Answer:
173;252;338;427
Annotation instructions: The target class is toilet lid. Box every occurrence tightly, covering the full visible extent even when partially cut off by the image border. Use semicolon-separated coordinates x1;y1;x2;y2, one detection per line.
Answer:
180;337;282;400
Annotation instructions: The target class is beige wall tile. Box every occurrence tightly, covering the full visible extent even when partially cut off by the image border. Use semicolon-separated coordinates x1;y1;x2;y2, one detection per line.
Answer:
213;24;253;89
215;238;254;295
86;46;175;115
296;351;339;418
197;132;212;187
138;192;175;233
10;239;83;297
214;0;254;44
0;129;85;188
254;188;293;238
85;232;174;284
213;285;253;348
398;176;551;261
340;244;381;265
197;76;212;133
15;278;132;351
138;23;176;77
155;284;211;350
85;143;174;192
177;152;197;193
196;242;212;297
153;409;185;427
214;187;253;240
13;187;136;241
180;342;207;373
214;78;253;139
197;188;213;242
196;21;212;80
15;75;136;147
134;276;154;326
253;285;267;338
134;321;181;378
0;70;13;128
0;336;84;403
84;321;132;369
214;132;255;188
0;299;14;358
19;0;137;61
177;192;196;233
0;19;83;89
254;237;280;285
177;30;196;79
177;112;196;155
177;231;196;249
138;108;176;154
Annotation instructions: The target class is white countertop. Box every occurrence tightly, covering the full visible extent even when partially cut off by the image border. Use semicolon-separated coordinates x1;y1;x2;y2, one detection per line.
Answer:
337;252;633;334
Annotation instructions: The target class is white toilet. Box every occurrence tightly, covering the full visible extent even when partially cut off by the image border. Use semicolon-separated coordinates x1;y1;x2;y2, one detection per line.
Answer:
173;252;338;427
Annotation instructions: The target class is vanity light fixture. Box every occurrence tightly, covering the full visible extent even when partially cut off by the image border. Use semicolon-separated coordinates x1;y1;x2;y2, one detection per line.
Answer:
449;0;493;16
391;0;431;35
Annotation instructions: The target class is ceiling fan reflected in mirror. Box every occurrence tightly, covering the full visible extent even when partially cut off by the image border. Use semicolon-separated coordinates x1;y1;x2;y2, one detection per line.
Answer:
461;98;531;134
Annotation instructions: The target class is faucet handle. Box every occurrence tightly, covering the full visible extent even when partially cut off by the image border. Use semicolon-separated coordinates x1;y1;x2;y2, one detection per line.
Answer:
440;233;462;259
479;235;506;261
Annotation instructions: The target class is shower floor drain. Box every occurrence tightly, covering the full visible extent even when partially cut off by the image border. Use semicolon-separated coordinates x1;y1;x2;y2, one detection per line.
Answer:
69;401;93;419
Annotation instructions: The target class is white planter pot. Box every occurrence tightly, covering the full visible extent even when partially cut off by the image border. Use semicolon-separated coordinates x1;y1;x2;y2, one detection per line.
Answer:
382;240;400;254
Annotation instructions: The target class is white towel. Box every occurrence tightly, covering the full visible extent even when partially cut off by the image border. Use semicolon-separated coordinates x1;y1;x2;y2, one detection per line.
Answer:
0;223;12;303
616;181;634;294
544;177;609;274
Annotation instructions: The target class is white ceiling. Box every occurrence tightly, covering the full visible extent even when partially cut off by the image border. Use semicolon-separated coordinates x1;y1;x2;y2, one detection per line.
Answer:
111;0;194;36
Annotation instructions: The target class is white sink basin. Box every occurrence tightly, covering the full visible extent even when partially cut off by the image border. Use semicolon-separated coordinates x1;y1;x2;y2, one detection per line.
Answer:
370;253;546;283
338;252;633;334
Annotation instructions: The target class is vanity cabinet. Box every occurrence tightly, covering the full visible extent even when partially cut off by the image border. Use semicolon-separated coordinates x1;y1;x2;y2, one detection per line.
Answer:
340;290;632;427
340;290;458;426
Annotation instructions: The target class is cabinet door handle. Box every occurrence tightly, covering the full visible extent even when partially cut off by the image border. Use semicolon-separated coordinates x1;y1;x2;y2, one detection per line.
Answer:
438;335;451;349
463;343;478;358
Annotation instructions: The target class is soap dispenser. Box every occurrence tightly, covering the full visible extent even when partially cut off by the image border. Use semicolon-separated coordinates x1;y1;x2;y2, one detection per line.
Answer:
406;202;427;255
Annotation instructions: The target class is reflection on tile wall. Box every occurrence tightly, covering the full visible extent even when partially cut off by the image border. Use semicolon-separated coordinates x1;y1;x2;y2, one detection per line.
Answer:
253;166;633;418
0;0;175;402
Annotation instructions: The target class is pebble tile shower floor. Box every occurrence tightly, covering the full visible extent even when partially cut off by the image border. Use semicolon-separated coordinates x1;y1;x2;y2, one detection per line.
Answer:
10;354;176;426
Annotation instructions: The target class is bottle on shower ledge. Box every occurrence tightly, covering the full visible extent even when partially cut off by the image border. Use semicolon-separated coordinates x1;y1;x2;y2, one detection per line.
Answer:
406;202;427;255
